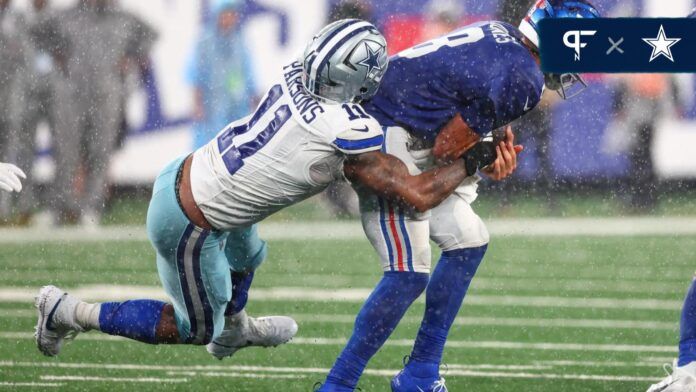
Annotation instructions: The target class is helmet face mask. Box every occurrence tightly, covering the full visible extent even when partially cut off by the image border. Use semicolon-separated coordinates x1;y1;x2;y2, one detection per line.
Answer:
302;19;388;104
519;0;600;100
545;72;588;100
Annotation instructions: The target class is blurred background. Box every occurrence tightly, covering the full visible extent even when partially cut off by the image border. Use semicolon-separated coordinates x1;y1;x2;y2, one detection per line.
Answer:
0;0;695;227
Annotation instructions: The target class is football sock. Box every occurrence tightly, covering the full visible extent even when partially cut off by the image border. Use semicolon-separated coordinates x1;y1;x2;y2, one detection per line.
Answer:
679;277;696;366
225;271;255;316
74;302;101;330
408;245;487;377
98;300;167;344
325;272;429;389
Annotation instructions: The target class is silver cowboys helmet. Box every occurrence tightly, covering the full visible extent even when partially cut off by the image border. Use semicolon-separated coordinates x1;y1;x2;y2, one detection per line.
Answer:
303;19;389;104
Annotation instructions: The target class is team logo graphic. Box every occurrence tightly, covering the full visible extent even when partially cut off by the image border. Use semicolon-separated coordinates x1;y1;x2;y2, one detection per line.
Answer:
563;30;597;61
357;43;385;74
642;25;681;62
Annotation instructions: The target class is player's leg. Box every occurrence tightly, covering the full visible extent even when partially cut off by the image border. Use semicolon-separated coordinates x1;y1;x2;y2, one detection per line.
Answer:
35;157;230;355
206;225;298;360
82;94;121;225
321;127;431;391
647;276;696;391
50;82;82;224
392;192;489;391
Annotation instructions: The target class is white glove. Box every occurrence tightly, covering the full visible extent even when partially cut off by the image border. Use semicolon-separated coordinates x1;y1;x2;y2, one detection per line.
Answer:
0;163;26;193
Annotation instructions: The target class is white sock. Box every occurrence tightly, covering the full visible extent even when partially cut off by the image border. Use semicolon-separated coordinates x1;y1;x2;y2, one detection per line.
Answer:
74;302;101;331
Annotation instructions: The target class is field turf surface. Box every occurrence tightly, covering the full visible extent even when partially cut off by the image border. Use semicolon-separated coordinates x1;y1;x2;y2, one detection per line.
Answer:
0;224;692;391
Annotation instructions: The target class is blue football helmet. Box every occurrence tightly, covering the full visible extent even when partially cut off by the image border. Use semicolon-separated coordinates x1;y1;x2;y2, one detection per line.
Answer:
519;0;601;99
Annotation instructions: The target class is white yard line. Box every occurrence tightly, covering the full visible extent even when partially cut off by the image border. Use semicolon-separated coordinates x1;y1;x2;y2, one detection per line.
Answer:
0;382;62;387
0;285;682;310
40;375;188;383
165;371;303;379
0;361;659;384
0;217;695;244
0;333;677;353
3;309;675;331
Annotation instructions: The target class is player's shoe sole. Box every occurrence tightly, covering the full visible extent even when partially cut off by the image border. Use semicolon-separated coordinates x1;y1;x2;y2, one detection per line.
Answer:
34;285;80;357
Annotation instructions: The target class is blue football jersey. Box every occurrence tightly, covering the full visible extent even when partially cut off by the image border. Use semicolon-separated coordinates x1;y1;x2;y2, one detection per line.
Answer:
363;21;545;143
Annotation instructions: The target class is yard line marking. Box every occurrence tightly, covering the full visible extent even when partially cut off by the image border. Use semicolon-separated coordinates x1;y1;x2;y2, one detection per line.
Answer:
0;217;695;243
0;285;683;310
290;337;677;353
40;375;188;383
0;361;660;383
165;371;303;379
0;334;676;353
5;309;674;331
0;382;62;387
535;360;664;368
291;314;677;330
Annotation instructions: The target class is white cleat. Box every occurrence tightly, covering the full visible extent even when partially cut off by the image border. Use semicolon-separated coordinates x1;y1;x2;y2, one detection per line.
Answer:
207;309;298;360
34;285;83;357
647;360;696;392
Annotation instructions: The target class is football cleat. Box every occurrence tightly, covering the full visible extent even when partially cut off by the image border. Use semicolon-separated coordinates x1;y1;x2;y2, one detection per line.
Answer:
391;358;448;392
206;309;298;360
34;285;84;357
647;360;696;392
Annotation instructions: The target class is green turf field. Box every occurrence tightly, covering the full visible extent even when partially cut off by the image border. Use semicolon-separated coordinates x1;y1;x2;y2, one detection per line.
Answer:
0;229;692;391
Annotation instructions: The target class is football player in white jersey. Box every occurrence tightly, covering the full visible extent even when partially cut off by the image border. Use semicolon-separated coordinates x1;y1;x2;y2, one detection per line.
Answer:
34;19;500;362
0;163;25;193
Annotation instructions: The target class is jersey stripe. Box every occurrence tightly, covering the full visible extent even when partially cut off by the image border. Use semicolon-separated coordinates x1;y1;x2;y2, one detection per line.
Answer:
397;209;414;272
333;134;384;151
387;204;405;272
378;198;395;271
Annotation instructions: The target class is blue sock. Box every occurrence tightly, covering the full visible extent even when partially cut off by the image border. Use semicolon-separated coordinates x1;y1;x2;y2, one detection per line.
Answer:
99;300;166;344
325;272;429;389
225;271;254;316
679;278;696;366
408;245;487;376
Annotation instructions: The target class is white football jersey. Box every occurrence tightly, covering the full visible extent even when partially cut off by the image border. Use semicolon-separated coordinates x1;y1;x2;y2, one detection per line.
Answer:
190;60;384;230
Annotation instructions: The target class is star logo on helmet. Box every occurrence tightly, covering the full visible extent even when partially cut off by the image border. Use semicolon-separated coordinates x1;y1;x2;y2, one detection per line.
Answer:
357;43;384;75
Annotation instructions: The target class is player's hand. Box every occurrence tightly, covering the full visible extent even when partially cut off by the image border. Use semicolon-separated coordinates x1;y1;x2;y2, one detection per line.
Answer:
0;163;26;193
481;126;523;181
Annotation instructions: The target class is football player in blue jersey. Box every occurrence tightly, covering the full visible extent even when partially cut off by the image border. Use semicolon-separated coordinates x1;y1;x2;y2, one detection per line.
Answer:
317;1;600;391
646;8;696;392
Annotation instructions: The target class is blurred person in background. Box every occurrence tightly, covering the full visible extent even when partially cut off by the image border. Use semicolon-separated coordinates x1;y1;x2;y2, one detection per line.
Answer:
498;0;560;211
46;0;156;226
608;74;675;213
8;0;75;226
421;0;465;40
188;0;256;149
0;0;31;223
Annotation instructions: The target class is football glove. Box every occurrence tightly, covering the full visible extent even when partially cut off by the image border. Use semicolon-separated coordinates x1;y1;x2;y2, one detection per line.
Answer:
0;163;26;193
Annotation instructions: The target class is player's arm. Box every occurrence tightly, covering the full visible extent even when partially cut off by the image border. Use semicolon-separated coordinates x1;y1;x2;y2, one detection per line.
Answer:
344;144;495;213
433;114;523;181
0;163;26;193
